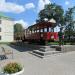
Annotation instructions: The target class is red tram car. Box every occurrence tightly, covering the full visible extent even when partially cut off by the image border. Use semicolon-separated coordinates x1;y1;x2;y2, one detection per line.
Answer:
23;21;59;44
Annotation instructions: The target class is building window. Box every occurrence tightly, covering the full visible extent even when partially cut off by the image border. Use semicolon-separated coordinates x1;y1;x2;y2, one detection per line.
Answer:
0;28;1;32
0;20;1;24
0;36;1;40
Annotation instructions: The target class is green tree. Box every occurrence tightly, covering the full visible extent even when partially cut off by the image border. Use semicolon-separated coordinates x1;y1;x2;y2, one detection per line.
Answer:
65;6;75;41
14;23;23;33
14;23;24;40
37;3;64;27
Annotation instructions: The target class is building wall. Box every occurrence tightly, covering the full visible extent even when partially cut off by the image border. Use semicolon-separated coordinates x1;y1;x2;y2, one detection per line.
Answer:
0;18;14;42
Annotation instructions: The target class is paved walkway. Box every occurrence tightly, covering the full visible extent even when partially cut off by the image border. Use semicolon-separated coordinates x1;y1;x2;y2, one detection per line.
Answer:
0;44;75;75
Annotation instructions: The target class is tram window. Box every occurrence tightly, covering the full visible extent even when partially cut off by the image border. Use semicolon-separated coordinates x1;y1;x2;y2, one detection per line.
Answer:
34;30;37;33
44;28;47;32
49;28;51;32
29;31;31;34
41;29;43;32
32;31;34;33
37;30;39;32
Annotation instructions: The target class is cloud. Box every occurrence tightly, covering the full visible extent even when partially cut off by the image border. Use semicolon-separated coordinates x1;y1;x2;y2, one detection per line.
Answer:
65;0;74;8
0;0;35;13
37;0;51;12
32;21;36;25
0;0;5;3
0;0;25;13
65;0;70;5
45;0;51;4
25;3;35;10
14;19;29;28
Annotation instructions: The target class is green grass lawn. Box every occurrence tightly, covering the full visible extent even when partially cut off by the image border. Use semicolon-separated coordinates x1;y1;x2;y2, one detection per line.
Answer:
48;42;59;45
48;42;75;45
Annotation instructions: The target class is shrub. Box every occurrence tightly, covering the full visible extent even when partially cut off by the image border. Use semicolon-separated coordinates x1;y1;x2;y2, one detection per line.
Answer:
3;62;22;74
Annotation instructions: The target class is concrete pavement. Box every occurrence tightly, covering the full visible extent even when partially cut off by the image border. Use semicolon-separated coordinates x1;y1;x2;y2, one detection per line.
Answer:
0;44;75;75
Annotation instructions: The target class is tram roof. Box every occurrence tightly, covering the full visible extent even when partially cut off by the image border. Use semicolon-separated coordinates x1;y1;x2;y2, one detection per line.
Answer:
28;21;56;30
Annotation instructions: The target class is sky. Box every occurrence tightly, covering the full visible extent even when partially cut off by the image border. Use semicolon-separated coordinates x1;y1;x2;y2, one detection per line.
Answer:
0;0;75;28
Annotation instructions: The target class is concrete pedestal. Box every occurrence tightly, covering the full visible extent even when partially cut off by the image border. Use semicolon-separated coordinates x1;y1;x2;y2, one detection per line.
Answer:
33;45;60;58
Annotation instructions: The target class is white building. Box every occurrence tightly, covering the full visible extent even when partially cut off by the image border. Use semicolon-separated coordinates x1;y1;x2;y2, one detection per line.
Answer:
0;14;14;42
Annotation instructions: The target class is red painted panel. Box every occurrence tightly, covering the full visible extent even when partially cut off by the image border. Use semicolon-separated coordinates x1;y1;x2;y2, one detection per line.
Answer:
25;32;58;41
43;32;58;41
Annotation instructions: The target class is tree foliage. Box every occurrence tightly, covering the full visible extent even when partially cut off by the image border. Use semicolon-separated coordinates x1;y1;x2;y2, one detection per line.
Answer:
64;6;75;40
14;23;24;40
37;3;64;26
14;23;24;33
